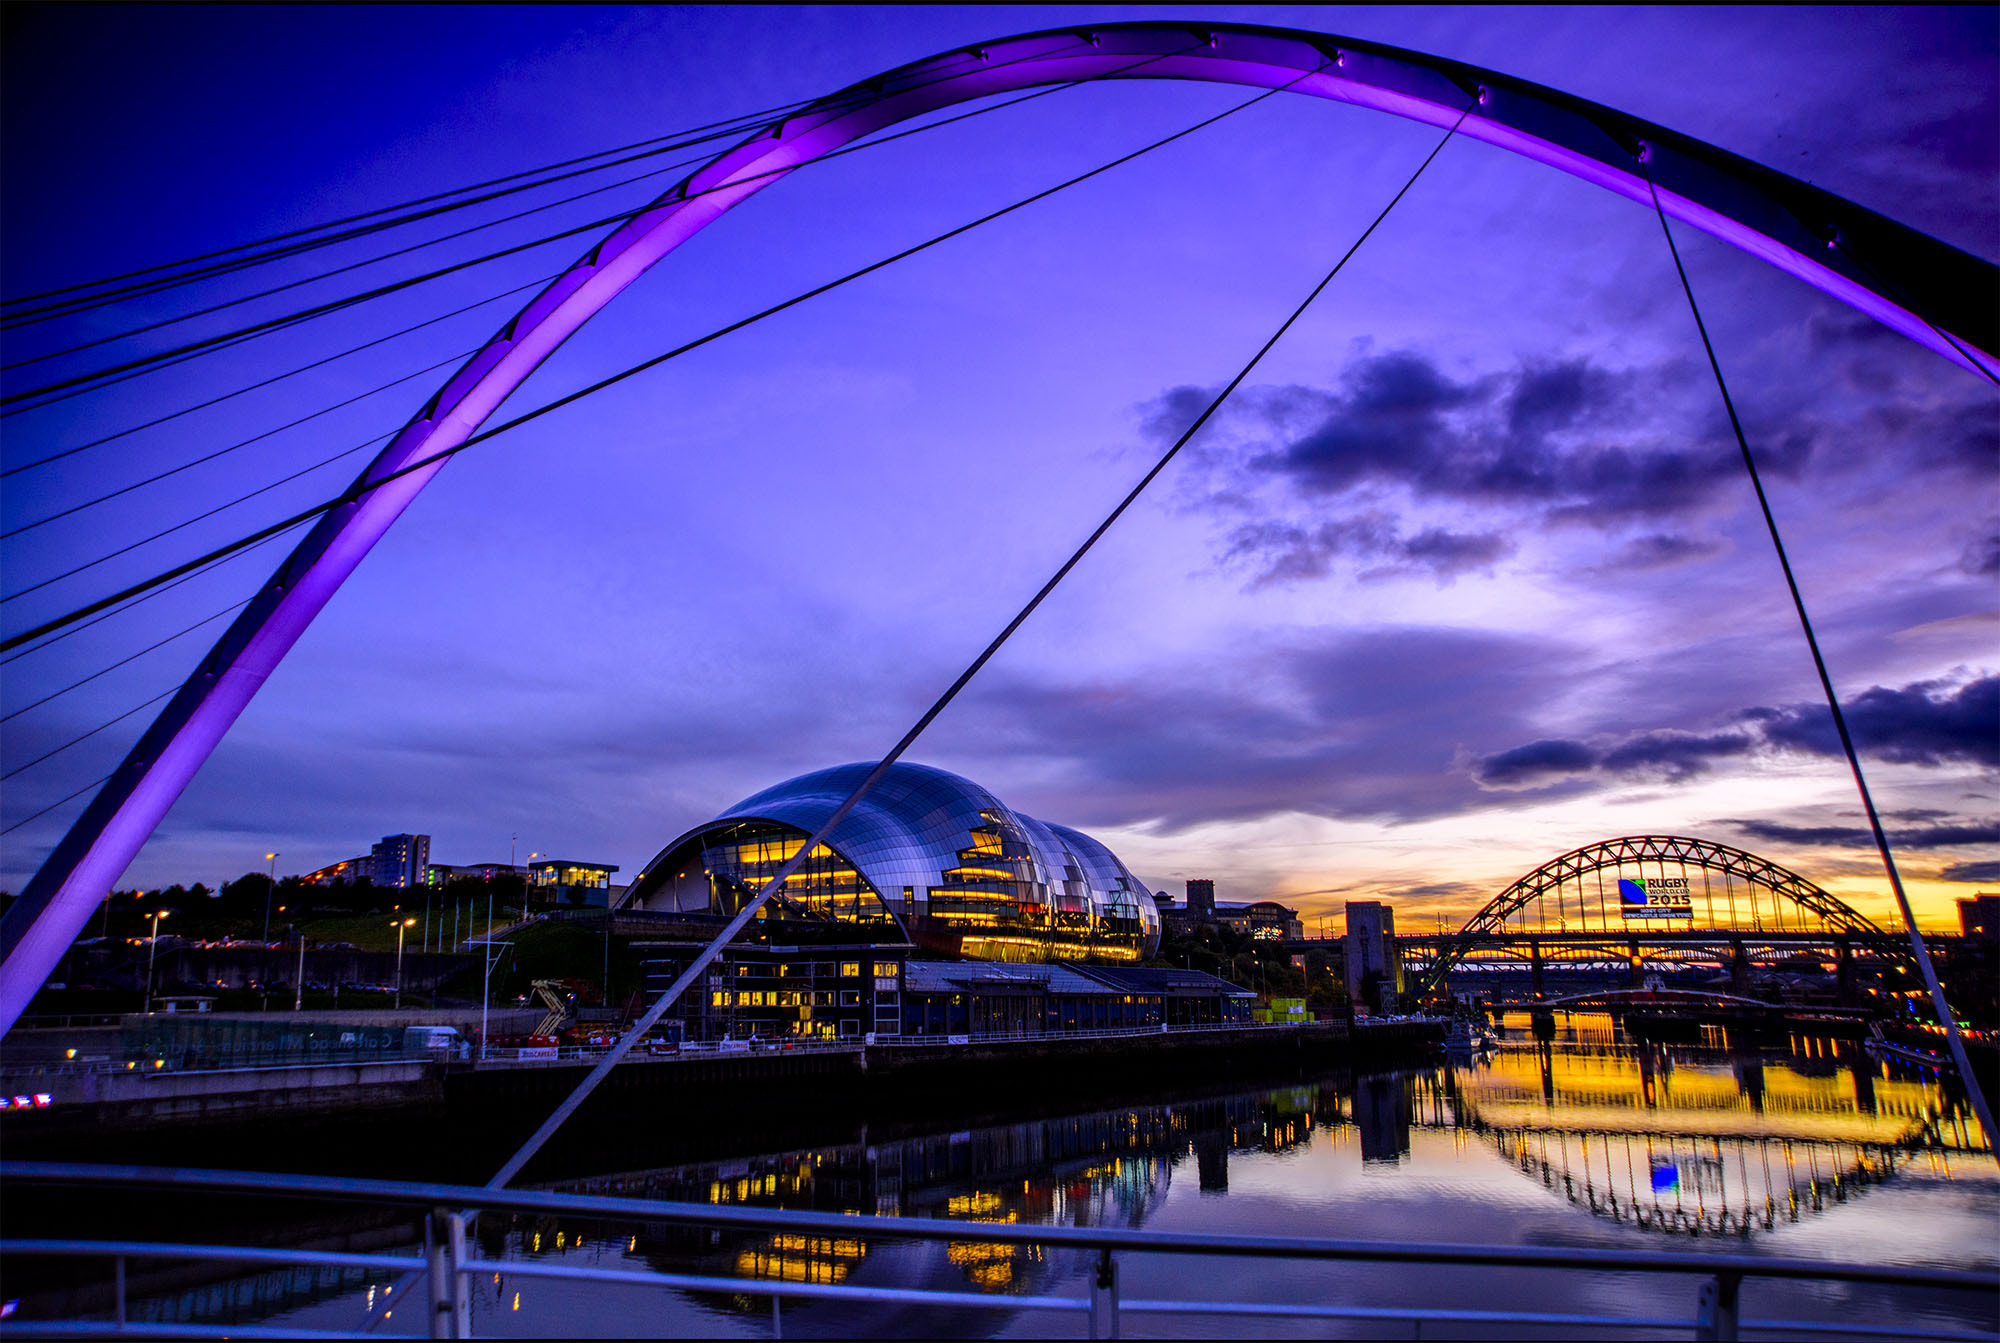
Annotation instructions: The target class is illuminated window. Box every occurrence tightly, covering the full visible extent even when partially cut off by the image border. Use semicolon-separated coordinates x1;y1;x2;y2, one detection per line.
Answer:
873;963;898;977
711;991;728;1007
839;962;861;978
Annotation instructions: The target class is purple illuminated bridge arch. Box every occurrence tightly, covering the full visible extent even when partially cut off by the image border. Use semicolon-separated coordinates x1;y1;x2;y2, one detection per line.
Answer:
3;21;1995;1030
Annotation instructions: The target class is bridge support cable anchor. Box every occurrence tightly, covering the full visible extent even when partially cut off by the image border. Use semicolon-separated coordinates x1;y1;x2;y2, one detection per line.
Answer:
1638;157;1998;1162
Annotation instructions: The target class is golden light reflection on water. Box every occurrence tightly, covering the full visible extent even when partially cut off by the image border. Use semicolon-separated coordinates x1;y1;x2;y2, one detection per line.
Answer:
491;1015;1987;1326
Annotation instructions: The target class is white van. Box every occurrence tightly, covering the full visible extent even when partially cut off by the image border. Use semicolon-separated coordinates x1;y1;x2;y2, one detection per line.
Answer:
403;1026;467;1061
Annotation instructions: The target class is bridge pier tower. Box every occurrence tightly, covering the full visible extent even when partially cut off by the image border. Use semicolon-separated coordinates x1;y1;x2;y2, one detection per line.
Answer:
1835;935;1855;1007
1530;940;1546;1000
1730;938;1752;996
1627;939;1644;988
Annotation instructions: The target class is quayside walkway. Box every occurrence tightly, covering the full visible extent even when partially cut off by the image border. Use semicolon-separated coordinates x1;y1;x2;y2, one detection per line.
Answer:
2;1161;1993;1340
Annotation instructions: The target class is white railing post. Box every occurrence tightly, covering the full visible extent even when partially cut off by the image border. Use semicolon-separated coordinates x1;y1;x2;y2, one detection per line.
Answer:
1088;1247;1119;1339
425;1209;470;1338
445;1212;471;1338
1694;1271;1741;1342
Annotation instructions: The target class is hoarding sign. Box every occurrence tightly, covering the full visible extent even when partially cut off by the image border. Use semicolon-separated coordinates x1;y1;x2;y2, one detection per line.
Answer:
1618;876;1692;919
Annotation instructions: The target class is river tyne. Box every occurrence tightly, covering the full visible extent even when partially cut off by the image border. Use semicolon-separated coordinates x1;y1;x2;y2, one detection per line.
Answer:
36;1014;2000;1338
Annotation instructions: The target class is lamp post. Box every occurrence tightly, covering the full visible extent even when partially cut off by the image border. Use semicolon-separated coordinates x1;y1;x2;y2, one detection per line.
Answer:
261;852;279;944
143;909;170;1014
293;927;306;1012
392;917;415;1009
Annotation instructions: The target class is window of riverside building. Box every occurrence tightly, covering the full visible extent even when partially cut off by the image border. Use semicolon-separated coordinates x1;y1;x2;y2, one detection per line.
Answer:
839;962;861;978
873;962;898;977
711;991;728;1007
839;991;861;1007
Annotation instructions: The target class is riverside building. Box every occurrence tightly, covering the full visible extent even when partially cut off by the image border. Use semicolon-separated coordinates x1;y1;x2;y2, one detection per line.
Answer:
621;762;1163;963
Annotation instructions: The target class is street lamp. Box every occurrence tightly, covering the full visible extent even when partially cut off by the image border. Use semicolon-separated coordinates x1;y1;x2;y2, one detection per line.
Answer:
392;917;416;1009
144;909;170;1014
293;925;307;1012
262;852;279;945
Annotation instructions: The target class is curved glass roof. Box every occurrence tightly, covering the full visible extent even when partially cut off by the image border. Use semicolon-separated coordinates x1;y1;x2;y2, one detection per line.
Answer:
625;762;1160;953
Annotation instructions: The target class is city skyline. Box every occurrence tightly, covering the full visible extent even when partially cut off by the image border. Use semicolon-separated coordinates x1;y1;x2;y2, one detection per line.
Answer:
2;6;1994;933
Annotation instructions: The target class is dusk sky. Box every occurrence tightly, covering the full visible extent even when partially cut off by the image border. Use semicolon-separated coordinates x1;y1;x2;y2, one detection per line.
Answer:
1;5;1993;932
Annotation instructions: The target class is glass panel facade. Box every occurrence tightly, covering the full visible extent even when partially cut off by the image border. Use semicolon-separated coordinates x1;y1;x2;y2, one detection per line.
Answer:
692;822;898;931
624;762;1162;962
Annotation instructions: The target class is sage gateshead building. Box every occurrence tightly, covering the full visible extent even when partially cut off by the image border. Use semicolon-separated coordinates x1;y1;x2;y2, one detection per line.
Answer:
618;762;1163;963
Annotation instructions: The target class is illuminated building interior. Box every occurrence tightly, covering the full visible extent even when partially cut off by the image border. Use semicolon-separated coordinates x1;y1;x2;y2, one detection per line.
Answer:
634;945;1251;1041
622;762;1161;963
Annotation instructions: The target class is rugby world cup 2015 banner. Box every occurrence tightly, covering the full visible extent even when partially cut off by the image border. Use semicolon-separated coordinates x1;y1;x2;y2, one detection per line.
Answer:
1618;876;1693;919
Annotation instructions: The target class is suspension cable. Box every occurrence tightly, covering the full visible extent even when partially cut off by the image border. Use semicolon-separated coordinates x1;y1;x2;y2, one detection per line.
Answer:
0;63;1247;645
1;598;250;724
1;149;688;331
0;78;1123;541
4;687;182;781
4;432;385;605
1;526;300;667
1;74;1092;379
2;47;1076;327
482;76;1471;1199
3;122;772;326
0;273;556;435
0;59;1005;311
1639;156;1998;1157
3;349;472;540
1;773;116;837
0;42;1108;400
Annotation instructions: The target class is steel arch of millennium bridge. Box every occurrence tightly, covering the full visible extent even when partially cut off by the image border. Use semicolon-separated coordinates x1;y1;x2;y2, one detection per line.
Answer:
1400;835;1912;1004
3;20;1996;1032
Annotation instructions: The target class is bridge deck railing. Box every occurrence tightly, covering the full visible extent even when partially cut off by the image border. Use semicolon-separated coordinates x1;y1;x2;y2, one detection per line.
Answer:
2;1162;1994;1341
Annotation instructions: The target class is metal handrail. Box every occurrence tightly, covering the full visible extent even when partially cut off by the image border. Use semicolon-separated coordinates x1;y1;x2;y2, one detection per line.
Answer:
2;1161;1993;1340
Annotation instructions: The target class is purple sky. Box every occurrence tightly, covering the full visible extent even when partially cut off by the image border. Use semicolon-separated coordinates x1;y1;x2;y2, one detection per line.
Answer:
2;6;1994;930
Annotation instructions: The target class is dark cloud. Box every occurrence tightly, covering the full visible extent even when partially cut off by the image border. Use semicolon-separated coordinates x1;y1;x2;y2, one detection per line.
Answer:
1941;860;2000;883
1377;880;1486;903
1160;342;1996;590
1748;676;1998;768
1197;351;1761;527
1471;674;1995;797
1221;514;1513;587
1598;532;1726;572
1734;819;2000;850
1960;528;2000;579
1473;739;1598;788
1598;731;1755;780
1474;730;1755;788
945;625;1594;832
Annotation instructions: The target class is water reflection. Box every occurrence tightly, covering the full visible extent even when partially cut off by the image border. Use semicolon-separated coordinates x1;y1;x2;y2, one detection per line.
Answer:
542;1090;1309;1316
73;1015;1993;1336
1423;1015;1987;1240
